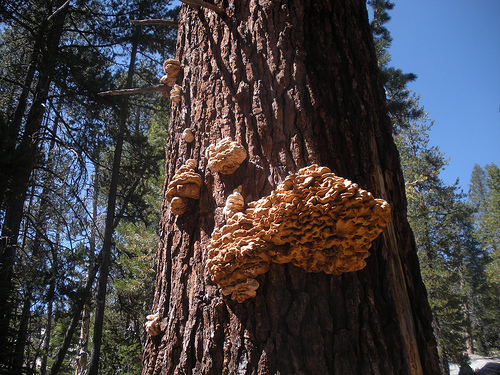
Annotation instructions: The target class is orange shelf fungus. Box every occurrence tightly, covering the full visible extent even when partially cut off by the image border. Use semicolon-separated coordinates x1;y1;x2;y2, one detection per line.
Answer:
207;165;391;302
205;137;247;174
166;159;203;215
145;313;161;336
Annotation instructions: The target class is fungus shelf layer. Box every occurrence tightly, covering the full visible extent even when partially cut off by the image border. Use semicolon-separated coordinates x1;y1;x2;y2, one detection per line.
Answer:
205;137;247;174
207;165;391;301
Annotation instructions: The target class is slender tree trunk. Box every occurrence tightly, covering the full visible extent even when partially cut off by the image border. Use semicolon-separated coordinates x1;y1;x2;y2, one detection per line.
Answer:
0;3;69;367
143;1;440;374
75;302;91;375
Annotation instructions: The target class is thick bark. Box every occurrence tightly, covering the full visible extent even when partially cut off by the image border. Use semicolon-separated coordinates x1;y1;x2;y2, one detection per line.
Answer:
143;1;440;374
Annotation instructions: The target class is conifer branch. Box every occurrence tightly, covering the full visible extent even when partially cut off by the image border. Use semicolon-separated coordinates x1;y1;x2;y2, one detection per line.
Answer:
98;84;169;96
179;0;225;15
130;19;179;27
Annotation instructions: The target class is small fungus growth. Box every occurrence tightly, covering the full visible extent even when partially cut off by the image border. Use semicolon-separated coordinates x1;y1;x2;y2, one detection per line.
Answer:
170;84;182;103
223;186;244;219
145;313;161;336
205;137;247;174
207;165;391;302
182;128;195;143
166;159;203;215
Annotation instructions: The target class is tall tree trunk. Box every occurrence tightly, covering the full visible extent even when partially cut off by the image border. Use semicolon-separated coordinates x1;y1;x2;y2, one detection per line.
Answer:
143;1;440;374
86;24;141;375
0;2;69;367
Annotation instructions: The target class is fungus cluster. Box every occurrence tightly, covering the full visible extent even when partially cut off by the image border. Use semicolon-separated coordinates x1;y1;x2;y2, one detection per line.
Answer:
166;159;203;215
170;84;182;103
207;165;391;301
205;137;247;174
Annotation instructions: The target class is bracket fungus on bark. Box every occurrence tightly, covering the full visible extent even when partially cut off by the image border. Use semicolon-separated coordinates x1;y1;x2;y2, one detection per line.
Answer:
162;58;181;85
221;278;259;303
207;165;391;302
166;159;203;215
205;137;247;174
145;313;161;336
170;84;182;103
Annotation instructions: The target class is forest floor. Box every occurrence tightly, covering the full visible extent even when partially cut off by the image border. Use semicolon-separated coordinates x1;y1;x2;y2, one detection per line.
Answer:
449;354;500;375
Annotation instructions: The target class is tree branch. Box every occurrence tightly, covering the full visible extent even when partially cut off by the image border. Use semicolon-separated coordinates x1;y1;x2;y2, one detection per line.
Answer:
130;19;179;27
180;0;225;15
97;84;169;96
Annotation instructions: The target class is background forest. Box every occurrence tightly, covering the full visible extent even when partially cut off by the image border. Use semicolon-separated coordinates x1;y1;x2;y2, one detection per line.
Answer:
0;0;498;374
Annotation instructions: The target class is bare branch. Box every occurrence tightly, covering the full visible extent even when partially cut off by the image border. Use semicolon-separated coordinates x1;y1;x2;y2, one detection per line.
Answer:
180;0;225;15
130;19;179;27
47;0;71;22
97;84;169;97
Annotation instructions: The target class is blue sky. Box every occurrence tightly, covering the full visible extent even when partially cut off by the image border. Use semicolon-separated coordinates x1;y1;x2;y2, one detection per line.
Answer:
386;0;500;190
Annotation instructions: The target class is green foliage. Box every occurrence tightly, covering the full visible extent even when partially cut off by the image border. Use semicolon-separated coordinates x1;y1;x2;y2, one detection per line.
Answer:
468;163;500;353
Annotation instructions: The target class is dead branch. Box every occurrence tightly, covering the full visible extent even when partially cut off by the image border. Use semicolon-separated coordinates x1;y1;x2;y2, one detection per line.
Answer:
98;84;170;97
180;0;225;15
130;19;179;28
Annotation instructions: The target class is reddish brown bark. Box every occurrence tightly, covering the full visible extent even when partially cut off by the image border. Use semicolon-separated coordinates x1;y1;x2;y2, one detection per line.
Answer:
142;1;440;374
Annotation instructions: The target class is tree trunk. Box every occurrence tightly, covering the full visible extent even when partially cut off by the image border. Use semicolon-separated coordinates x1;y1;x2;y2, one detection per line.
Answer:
142;1;440;374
